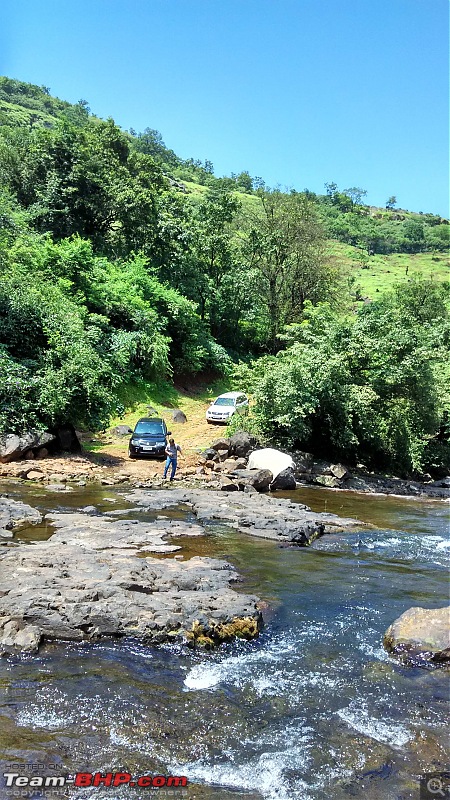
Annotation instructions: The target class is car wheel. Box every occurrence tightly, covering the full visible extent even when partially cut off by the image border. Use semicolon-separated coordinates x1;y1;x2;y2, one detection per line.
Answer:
128;451;137;459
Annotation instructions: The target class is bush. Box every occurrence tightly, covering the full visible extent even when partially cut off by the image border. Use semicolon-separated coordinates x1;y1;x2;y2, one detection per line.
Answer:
241;286;449;475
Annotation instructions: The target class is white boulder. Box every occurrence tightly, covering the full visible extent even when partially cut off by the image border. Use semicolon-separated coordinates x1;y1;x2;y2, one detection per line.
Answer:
247;448;295;480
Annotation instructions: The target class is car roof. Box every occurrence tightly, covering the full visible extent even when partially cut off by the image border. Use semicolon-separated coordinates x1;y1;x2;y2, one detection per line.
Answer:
215;392;245;399
135;417;165;424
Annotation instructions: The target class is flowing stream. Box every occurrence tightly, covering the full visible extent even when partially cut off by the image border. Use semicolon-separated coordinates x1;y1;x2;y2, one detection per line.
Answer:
0;481;448;800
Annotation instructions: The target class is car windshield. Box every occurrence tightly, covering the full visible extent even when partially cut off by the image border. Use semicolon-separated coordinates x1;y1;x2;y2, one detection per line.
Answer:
134;421;165;435
214;397;235;407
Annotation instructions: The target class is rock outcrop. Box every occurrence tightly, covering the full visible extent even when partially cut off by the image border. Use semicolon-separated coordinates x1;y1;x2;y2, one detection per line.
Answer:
0;485;369;655
383;606;450;665
0;496;42;532
0;425;81;463
0;432;56;463
0;509;262;655
124;488;366;543
228;431;258;458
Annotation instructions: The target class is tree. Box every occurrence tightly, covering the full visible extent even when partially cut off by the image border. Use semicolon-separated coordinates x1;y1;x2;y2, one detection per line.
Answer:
343;187;368;208
235;171;253;192
242;281;449;474
402;219;426;253
386;195;397;210
243;189;338;351
0;117;166;256
185;189;241;326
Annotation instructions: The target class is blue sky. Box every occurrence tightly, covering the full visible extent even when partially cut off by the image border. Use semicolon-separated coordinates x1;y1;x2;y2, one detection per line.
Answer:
2;0;449;215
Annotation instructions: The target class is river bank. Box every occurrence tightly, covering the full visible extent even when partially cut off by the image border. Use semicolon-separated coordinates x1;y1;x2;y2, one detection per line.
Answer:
0;445;449;501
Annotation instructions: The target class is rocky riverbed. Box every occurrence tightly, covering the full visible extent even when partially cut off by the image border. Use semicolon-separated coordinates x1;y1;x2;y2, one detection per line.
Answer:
0;488;367;656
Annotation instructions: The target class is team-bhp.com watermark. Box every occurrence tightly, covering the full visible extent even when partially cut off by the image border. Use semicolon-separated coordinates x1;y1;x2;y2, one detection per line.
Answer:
2;767;449;797
2;766;188;795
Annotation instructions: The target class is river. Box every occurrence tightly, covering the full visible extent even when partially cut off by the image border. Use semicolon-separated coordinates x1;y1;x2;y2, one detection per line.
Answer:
0;481;448;800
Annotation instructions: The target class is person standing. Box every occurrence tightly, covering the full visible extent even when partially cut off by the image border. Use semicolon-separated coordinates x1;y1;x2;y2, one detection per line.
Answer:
163;437;182;481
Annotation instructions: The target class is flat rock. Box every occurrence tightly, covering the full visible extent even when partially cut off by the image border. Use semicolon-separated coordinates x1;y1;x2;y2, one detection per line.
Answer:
315;475;342;488
0;508;261;654
25;470;45;481
0;496;42;530
124;488;367;545
383;606;450;665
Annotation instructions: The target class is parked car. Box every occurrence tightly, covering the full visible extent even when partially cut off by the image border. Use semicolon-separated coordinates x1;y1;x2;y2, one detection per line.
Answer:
205;392;249;424
128;418;170;458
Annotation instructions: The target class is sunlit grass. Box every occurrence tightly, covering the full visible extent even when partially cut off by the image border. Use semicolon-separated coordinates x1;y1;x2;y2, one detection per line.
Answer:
329;241;449;300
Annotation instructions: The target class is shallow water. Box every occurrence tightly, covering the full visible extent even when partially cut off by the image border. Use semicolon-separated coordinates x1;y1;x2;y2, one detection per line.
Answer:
0;481;448;799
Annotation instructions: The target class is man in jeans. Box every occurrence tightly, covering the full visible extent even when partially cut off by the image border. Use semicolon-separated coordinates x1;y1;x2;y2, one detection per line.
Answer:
163;438;182;481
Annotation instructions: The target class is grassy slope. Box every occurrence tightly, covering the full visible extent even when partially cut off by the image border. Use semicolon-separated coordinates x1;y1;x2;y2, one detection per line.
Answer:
329;241;449;299
83;378;232;459
183;179;449;301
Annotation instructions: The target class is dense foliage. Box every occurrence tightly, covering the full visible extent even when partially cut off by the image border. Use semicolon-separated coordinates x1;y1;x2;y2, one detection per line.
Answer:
0;76;448;475
0;194;228;432
234;282;450;475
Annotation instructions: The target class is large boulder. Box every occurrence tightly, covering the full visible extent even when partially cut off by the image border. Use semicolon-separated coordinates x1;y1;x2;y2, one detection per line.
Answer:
210;438;230;453
248;448;295;480
250;469;273;492
232;468;273;492
383;606;450;665
270;467;297;490
0;434;29;463
0;432;56;463
330;463;350;480
229;431;258;458
113;425;133;436
172;409;187;424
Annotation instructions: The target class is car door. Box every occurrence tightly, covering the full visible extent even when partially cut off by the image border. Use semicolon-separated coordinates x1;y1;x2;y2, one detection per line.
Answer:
236;394;248;414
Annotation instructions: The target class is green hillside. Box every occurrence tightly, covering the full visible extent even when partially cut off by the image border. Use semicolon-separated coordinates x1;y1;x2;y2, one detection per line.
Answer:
0;76;449;476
